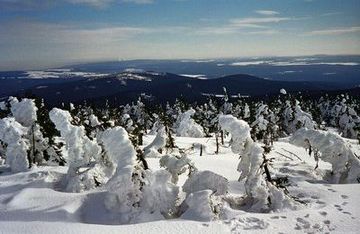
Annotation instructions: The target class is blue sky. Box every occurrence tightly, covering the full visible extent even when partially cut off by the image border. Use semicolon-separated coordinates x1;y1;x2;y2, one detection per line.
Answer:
0;0;359;70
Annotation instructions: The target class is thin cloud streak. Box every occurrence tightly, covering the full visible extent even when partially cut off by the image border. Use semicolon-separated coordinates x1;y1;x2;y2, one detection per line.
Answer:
0;0;154;9
306;26;360;35
255;10;280;16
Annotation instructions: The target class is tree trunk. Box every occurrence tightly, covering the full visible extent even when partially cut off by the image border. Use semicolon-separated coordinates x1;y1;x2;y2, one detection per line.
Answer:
138;132;143;146
215;133;219;154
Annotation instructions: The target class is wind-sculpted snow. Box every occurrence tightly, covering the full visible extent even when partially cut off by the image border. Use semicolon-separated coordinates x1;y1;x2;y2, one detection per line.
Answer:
1;95;360;232
0;118;29;172
291;128;360;183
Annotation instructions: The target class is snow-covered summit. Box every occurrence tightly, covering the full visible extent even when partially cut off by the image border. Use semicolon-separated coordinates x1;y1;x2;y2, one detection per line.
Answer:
115;69;165;81
24;69;109;79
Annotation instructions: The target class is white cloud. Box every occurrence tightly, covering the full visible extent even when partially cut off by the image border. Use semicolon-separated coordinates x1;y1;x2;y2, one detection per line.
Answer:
229;17;290;28
255;10;280;16
66;0;113;7
246;30;279;35
320;12;342;17
306;26;360;35
0;0;153;9
67;0;154;7
121;0;153;3
195;16;290;35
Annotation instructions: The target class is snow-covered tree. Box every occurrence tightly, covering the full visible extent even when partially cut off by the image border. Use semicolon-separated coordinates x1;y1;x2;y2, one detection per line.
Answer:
280;99;316;135
175;108;204;138
291;128;360;183
160;154;194;183
219;114;297;212
318;95;360;139
101;126;179;223
251;102;279;143
220;87;233;115
49;108;102;192
7;97;53;166
143;125;166;158
0;118;29;172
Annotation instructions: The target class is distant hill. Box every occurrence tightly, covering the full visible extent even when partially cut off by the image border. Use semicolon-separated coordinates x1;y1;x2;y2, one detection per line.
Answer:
2;70;355;107
64;55;360;85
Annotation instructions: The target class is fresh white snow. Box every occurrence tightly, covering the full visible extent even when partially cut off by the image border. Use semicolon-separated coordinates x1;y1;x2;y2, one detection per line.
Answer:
0;132;359;233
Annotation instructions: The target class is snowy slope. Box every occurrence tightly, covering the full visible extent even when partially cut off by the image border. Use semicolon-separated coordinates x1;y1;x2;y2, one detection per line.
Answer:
0;135;359;234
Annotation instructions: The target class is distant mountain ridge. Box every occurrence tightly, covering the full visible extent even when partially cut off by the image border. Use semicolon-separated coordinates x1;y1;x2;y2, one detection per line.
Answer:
1;70;356;107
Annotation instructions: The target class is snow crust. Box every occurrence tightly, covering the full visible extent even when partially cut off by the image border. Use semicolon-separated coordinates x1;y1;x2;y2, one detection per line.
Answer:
0;133;360;233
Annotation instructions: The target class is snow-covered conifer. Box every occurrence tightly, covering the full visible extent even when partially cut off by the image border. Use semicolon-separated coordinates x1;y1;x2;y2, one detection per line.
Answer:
49;108;102;192
281;99;316;135
175;108;204;138
160;154;194;183
0;118;29;172
291;128;360;183
219;114;296;212
143;125;166;157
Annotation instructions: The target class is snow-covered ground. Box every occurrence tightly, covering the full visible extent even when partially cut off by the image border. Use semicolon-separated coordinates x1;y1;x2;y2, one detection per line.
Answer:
0;135;359;234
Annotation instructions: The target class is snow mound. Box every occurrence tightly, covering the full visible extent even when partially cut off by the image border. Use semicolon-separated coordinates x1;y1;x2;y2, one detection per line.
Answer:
141;170;179;217
183;170;229;196
181;190;221;221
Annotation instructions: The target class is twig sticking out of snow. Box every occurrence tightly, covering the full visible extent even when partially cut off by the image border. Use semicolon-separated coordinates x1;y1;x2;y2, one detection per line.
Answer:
280;148;304;162
275;151;294;161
